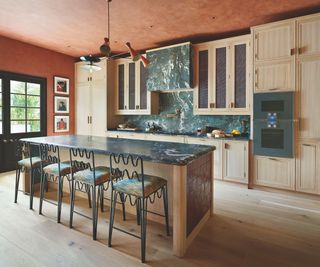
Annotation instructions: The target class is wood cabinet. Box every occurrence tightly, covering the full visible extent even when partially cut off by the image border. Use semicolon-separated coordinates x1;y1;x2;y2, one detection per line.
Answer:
106;132;249;184
222;141;249;184
185;137;222;180
193;35;251;115
253;156;295;190
297;15;320;57
114;58;158;115
75;60;107;137
253;20;295;62
298;56;320;139
296;140;319;194
253;13;320;93
252;20;296;92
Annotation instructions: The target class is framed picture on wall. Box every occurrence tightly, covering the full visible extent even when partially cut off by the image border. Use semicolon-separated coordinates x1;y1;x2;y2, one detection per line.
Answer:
54;115;69;132
54;96;69;114
54;76;69;95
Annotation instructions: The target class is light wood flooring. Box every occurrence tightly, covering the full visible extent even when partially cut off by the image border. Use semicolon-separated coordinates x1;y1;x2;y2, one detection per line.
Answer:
0;171;319;267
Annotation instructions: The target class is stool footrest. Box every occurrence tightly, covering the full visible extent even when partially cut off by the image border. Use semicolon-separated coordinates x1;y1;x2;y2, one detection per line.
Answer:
113;226;141;239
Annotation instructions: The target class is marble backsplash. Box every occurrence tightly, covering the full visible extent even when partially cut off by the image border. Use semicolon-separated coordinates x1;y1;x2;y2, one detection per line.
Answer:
123;91;250;135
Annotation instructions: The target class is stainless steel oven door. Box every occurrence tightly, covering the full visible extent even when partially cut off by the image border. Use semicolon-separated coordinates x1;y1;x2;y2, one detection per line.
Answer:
253;120;294;158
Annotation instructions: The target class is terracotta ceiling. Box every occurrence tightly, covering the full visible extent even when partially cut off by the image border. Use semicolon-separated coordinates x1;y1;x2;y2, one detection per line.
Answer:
0;0;320;58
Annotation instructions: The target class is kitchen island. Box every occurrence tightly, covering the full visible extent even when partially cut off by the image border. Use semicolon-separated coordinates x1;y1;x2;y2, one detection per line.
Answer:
21;135;215;257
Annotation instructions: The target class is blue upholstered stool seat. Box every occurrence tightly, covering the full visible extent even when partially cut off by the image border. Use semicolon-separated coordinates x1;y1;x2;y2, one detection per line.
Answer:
73;166;110;185
43;161;74;176
18;157;41;169
113;175;167;197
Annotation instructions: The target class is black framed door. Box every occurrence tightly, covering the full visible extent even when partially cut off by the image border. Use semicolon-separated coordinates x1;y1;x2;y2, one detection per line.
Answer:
0;71;47;172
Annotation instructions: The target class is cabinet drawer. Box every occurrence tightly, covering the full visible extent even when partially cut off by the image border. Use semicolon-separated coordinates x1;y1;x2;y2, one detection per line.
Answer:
254;61;294;92
254;156;295;190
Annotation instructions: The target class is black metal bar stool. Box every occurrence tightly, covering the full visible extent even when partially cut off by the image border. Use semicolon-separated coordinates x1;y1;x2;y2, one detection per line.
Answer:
38;143;77;223
69;148;111;240
108;153;170;263
14;141;41;210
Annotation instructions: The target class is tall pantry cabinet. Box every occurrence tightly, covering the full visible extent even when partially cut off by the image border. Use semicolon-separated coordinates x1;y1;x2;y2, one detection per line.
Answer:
75;59;107;136
252;13;320;195
296;14;320;195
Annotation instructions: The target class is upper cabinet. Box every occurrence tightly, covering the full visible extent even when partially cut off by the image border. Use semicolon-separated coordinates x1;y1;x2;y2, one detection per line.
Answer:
146;42;192;91
297;15;320;57
75;60;107;84
252;20;295;93
194;35;252;115
253;13;320;93
114;58;158;115
254;21;295;62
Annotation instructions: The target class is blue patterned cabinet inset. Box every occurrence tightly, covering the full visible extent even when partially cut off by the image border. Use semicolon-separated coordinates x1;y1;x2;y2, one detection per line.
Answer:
146;42;193;91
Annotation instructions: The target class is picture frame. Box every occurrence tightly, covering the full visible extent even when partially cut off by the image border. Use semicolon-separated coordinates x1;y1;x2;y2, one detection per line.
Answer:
54;76;69;95
54;115;69;132
54;96;69;114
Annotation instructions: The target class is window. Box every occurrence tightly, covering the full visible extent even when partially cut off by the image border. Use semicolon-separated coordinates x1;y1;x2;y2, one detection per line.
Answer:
0;79;2;134
10;80;41;133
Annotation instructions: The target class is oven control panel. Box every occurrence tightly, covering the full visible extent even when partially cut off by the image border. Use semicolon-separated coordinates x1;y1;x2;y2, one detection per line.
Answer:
267;113;278;128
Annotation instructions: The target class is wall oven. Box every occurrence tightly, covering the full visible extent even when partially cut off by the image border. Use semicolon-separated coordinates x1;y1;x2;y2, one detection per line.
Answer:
253;92;294;158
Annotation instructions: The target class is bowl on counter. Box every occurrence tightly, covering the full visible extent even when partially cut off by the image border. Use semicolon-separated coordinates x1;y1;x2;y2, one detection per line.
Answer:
118;124;127;129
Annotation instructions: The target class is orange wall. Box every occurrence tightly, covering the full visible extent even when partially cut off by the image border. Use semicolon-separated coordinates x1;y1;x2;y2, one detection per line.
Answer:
0;35;75;136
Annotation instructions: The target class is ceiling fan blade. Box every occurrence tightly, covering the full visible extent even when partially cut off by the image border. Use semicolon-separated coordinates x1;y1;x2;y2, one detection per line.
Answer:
79;55;101;63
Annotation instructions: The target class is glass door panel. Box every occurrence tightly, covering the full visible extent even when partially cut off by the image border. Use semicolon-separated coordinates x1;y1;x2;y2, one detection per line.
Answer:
215;47;227;108
128;62;136;110
118;64;125;110
234;44;246;108
140;62;147;110
198;50;209;108
0;79;2;134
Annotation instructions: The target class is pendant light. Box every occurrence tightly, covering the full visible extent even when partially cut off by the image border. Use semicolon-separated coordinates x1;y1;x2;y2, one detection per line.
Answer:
80;55;102;73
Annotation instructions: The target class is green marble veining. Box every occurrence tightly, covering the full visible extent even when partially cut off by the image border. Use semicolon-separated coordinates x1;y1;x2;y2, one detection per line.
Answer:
146;43;192;91
124;91;250;135
21;135;214;166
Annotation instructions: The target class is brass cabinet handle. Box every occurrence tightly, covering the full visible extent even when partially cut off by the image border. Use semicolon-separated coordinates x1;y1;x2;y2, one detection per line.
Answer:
210;103;215;108
268;88;278;91
224;143;229;149
302;144;312;147
298;47;302;54
125;105;127;110
230;102;234;108
90;116;92;124
87;116;90;124
290;48;295;56
136;105;140;109
268;158;278;161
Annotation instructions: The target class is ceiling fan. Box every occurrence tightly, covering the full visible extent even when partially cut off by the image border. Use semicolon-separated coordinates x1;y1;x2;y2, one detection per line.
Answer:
79;0;149;72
